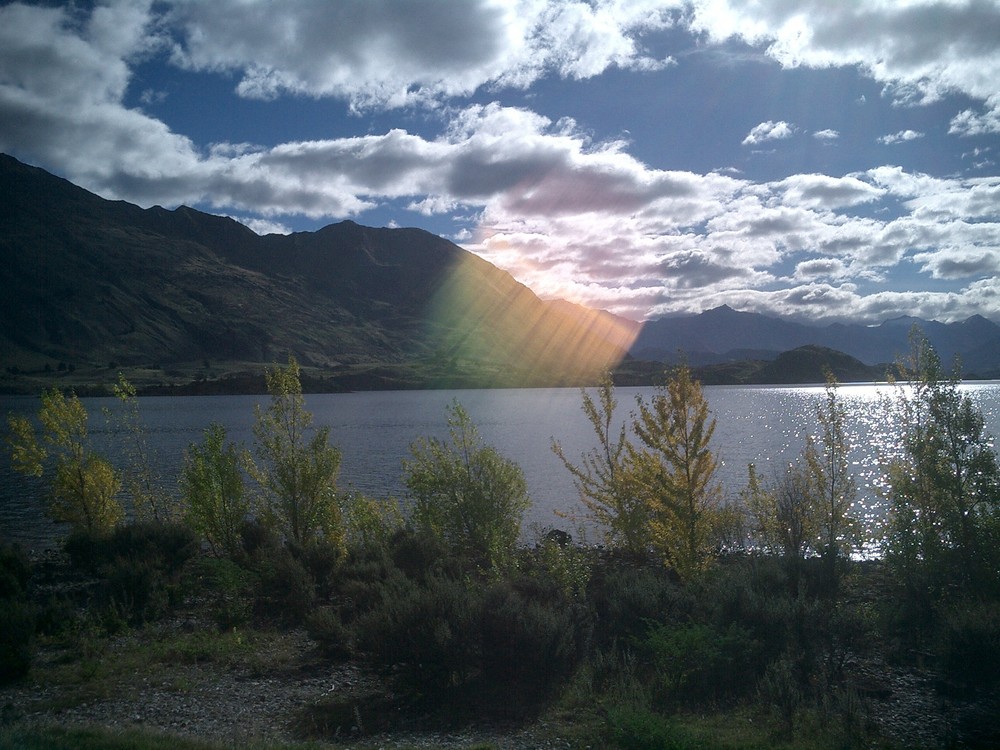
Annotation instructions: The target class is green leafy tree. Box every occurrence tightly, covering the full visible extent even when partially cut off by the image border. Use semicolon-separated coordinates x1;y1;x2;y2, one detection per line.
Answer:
404;401;530;572
805;374;860;582
247;357;344;549
745;376;858;590
552;373;649;553
629;366;722;578
883;330;1000;594
181;423;250;558
108;373;178;523
6;389;122;534
744;461;815;560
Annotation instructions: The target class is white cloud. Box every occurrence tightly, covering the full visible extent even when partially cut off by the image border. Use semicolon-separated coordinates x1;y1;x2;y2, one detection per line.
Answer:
3;1;1000;324
742;120;794;145
950;95;1000;135
229;216;293;236
686;0;1000;107
165;0;677;109
770;174;885;210
813;129;839;140
878;129;925;145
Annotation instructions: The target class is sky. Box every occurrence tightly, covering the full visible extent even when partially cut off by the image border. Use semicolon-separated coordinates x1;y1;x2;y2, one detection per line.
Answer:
2;1;1000;324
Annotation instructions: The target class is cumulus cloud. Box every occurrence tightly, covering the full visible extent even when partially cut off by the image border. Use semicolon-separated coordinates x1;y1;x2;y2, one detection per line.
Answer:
685;0;1000;106
742;120;794;145
165;0;676;109
950;96;1000;135
878;130;924;145
813;129;840;140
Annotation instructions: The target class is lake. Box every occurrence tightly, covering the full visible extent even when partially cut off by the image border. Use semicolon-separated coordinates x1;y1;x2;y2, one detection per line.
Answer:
3;382;1000;550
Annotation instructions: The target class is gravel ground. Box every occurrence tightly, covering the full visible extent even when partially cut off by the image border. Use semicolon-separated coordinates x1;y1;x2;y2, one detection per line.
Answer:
0;625;580;749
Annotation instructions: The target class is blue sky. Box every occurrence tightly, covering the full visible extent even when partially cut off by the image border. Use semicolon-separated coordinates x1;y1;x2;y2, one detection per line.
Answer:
2;1;999;324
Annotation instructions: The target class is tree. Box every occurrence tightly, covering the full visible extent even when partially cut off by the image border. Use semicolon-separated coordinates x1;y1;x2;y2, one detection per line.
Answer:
805;373;860;584
745;375;858;591
744;461;815;560
883;330;1000;594
404;401;530;572
181;423;250;558
6;389;122;535
108;373;177;523
629;366;722;578
247;357;343;549
552;373;649;553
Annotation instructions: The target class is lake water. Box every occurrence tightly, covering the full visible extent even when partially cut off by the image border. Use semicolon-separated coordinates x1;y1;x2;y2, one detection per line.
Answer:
3;383;1000;551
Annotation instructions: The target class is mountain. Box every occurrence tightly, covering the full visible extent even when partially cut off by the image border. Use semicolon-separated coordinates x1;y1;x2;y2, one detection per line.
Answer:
631;305;1000;377
0;154;638;393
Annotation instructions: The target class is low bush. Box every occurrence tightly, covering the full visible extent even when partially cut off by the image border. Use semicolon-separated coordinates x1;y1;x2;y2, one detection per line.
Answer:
605;704;704;750
305;605;354;659
0;542;34;682
643;621;760;706
0;594;34;684
355;573;480;692
937;598;1000;689
252;545;316;625
63;522;198;626
589;559;689;647
479;578;589;696
188;556;254;630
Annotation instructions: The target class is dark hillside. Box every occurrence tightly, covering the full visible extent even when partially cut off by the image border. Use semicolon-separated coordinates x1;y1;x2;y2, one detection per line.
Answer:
0;154;637;392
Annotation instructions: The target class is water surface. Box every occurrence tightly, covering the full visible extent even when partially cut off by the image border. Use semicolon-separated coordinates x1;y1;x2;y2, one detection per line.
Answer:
3;383;998;550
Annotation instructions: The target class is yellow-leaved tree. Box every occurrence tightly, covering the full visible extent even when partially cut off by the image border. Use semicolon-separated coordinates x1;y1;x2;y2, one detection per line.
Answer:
552;373;649;554
7;389;122;535
629;366;723;579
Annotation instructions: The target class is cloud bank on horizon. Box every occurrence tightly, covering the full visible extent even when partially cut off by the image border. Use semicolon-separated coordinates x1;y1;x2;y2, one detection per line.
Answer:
2;0;999;324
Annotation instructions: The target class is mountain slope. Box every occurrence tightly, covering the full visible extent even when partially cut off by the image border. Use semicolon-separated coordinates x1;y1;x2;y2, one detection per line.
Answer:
0;154;637;391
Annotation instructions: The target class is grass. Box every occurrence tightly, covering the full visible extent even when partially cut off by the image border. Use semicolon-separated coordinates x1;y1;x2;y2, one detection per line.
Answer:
0;725;329;750
0;725;512;750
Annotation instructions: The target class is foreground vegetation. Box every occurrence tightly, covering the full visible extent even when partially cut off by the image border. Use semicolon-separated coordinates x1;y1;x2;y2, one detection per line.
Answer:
3;331;1000;748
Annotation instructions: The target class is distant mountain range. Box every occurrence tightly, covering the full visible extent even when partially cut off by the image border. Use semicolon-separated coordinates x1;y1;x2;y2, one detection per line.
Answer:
630;304;1000;378
2;153;996;394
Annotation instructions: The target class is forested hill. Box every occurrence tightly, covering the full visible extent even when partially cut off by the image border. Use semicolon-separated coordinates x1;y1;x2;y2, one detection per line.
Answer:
0;154;637;393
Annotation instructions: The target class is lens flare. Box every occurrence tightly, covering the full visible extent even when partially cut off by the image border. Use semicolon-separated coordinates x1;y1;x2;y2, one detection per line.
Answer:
422;251;639;387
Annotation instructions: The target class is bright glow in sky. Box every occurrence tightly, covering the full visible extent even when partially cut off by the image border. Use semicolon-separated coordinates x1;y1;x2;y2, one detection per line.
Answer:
2;0;999;323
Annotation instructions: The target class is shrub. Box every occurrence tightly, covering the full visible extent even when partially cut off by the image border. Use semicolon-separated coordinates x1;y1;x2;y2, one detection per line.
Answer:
643;621;760;705
404;401;530;572
63;522;198;626
589;561;689;647
305;606;354;659
479;579;587;695
525;535;592;600
0;543;30;599
189;556;253;630
0;543;34;683
355;573;480;692
758;656;803;736
103;554;170;625
0;598;35;683
605;705;703;750
388;528;456;582
252;545;316;625
938;599;1000;689
181;422;250;558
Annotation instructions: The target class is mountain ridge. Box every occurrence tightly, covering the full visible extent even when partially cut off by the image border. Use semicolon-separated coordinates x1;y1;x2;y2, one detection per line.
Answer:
0;154;638;393
630;303;1000;376
3;153;997;393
